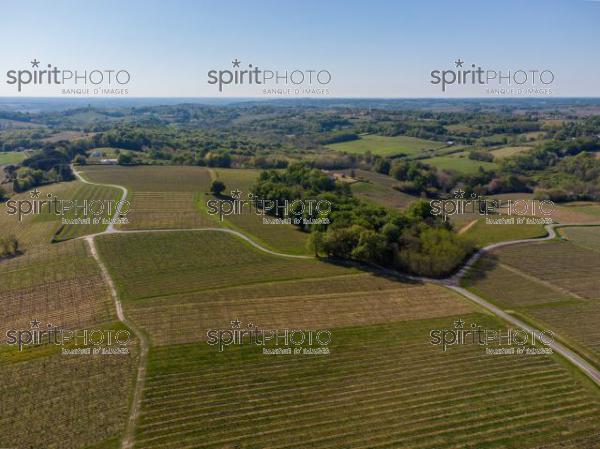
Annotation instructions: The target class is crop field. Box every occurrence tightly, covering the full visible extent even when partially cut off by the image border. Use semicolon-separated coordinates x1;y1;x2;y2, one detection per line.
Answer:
53;182;122;240
81;165;216;231
0;344;138;449
552;202;600;223
133;316;600;449
0;181;76;248
461;217;547;247
490;145;533;159
327;134;445;157
0;238;138;449
422;153;498;174
0;150;27;165
0;180;122;247
463;227;600;363
126;272;472;346
91;228;600;449
209;168;312;254
343;169;418;210
95;231;352;301
81;165;213;192
562;225;600;250
122;191;215;230
0;239;114;342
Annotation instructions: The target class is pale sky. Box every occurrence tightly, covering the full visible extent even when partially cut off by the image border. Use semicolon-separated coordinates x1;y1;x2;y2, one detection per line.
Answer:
1;0;599;98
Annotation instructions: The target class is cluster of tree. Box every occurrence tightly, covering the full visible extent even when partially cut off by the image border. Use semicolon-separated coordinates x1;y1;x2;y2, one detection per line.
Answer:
0;235;19;259
254;163;473;277
468;150;494;162
7;149;74;193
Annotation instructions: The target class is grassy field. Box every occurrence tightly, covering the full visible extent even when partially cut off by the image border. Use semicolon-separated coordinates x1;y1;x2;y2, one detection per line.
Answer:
0;150;27;165
0;239;138;449
343;169;418;210
491;145;533;159
461;216;547;247
422;153;498;174
327;134;445;157
463;227;600;365
0;180;121;248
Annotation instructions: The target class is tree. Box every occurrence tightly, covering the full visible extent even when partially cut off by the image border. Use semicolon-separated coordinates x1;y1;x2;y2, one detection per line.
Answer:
0;235;19;258
0;185;7;202
307;230;325;257
117;153;133;165
210;180;226;196
73;154;87;165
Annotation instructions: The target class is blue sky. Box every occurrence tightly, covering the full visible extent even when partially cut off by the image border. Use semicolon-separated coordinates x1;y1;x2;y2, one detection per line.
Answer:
1;0;599;97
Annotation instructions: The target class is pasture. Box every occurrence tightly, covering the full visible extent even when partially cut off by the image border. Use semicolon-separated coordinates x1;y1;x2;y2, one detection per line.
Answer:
422;153;498;174
490;146;533;159
344;169;418;210
460;217;547;247
327;134;445;157
0;151;27;165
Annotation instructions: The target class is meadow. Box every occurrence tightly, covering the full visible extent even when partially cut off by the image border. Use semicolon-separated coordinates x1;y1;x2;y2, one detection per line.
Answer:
0;180;121;247
490;145;533;159
327;134;445;157
460;216;547;247
0;150;27;165
343;169;418;210
422;153;498;174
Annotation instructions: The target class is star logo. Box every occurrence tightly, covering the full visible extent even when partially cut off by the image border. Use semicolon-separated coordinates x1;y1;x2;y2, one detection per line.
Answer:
232;59;241;68
30;319;41;328
30;188;41;198
230;318;241;328
453;189;465;199
31;59;40;68
454;59;464;68
230;189;242;199
454;318;465;329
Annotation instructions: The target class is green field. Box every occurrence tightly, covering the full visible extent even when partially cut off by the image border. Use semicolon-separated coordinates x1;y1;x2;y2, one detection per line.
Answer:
423;153;498;174
0;151;27;165
491;146;533;159
461;217;547;247
327;134;445;157
96;231;351;302
134;316;600;449
344;169;418;210
0;180;121;248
